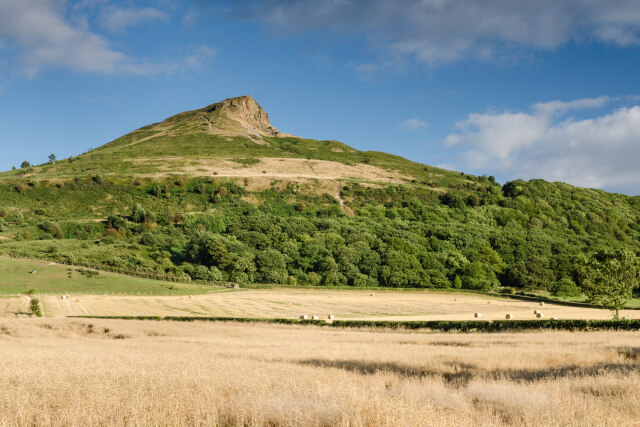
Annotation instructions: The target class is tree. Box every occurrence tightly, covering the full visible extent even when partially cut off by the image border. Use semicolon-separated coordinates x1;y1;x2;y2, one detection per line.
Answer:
21;161;30;168
551;278;581;300
48;153;56;163
131;204;147;223
582;249;640;319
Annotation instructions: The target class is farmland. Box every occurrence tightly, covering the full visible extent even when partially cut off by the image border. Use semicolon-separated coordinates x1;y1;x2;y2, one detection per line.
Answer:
0;318;638;426
1;257;638;320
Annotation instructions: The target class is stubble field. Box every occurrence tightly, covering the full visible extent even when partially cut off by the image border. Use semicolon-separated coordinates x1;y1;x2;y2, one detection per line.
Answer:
0;318;638;426
38;289;639;320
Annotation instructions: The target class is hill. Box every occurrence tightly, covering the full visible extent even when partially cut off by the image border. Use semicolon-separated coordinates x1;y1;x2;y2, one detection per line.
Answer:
0;95;465;189
0;95;638;297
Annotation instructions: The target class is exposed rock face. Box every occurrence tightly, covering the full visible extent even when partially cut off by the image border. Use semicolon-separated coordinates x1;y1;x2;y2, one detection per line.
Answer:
201;95;288;138
154;95;295;141
205;95;271;129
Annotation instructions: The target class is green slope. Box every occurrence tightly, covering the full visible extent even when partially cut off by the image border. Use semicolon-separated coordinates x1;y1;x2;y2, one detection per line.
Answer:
0;96;638;303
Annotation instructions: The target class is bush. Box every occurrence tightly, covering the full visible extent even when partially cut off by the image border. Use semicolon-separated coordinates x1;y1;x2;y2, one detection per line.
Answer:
13;183;28;193
9;211;24;225
39;221;64;239
30;297;42;317
499;286;516;295
551;278;582;299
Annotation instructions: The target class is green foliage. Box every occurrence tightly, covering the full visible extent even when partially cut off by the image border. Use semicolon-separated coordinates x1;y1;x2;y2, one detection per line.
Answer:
21;161;30;169
39;221;64;239
71;316;640;332
581;249;640;318
0;153;639;297
551;277;582;299
30;296;42;317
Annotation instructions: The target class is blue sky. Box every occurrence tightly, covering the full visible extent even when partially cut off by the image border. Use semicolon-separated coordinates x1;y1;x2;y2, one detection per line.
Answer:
1;1;640;194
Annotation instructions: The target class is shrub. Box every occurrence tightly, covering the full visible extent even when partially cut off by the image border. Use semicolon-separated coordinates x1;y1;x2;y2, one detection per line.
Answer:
30;297;42;317
499;286;516;295
551;278;581;299
13;183;28;193
39;221;64;239
21;161;30;168
10;211;24;225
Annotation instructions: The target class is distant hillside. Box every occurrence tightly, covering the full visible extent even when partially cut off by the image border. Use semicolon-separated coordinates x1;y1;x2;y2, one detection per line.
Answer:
0;95;467;192
0;95;638;298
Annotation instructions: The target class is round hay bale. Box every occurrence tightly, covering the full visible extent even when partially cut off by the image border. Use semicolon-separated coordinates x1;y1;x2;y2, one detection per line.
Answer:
539;302;545;306
328;314;335;320
551;317;558;320
474;312;482;318
487;301;491;305
311;315;319;320
505;313;513;320
534;310;540;315
188;295;193;299
75;298;80;303
453;298;457;302
299;315;309;320
536;312;544;319
369;293;375;296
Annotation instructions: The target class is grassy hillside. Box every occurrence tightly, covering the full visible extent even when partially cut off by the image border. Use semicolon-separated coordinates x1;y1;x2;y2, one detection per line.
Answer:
0;96;638;300
0;257;214;296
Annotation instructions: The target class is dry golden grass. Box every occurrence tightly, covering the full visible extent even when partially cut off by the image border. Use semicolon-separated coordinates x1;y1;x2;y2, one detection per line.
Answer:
38;288;639;320
0;296;30;317
0;318;638;426
128;157;411;183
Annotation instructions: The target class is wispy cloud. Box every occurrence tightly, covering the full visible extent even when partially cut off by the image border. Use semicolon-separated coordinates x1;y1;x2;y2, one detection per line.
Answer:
217;0;640;66
0;0;128;77
99;6;168;34
401;118;427;131
444;97;640;193
0;0;209;78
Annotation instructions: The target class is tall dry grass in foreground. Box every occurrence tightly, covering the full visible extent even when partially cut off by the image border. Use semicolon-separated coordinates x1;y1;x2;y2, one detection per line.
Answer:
0;319;638;426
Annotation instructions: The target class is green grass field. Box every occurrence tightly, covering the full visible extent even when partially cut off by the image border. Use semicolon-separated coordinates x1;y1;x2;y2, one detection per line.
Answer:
0;257;215;296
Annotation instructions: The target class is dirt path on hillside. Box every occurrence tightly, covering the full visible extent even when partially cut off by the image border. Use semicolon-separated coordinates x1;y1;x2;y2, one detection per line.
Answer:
127;157;412;183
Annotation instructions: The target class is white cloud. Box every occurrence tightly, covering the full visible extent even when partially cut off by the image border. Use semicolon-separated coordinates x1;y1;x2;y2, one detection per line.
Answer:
401;118;428;131
0;0;209;78
444;97;640;193
0;0;136;76
184;45;217;68
224;0;640;65
533;96;611;116
99;6;168;33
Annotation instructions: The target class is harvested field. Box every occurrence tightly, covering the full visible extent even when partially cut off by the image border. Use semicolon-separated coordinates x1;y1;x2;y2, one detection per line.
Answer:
0;297;29;317
0;318;638;426
38;288;638;320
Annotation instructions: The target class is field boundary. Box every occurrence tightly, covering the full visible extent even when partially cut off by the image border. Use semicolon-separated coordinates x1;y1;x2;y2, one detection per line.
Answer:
68;316;640;332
